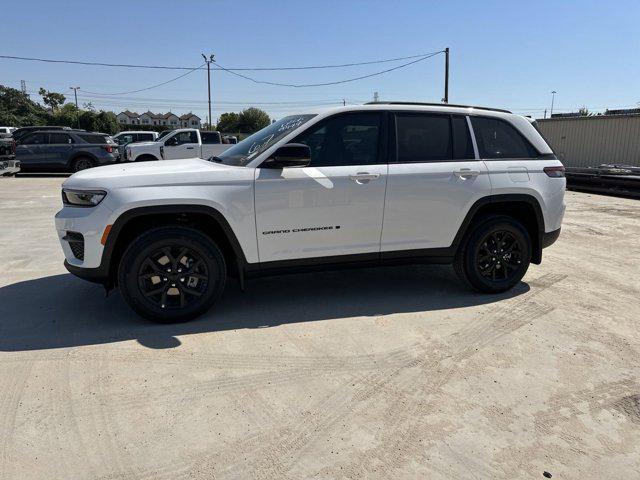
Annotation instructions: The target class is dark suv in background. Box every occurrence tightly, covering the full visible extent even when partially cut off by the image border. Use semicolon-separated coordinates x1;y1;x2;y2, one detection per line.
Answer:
16;130;118;172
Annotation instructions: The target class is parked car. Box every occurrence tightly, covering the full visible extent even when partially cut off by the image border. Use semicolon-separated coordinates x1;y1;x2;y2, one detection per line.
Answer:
56;102;566;323
124;129;231;162
112;131;159;159
12;126;78;143
16;130;118;172
0;132;20;176
0;126;16;135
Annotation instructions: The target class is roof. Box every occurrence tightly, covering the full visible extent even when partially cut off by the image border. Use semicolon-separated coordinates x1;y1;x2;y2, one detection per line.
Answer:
119;110;140;118
180;113;201;120
366;101;511;114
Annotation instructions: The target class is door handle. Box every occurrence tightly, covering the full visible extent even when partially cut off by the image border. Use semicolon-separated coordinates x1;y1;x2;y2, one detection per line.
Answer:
454;168;479;179
186;147;195;150
350;172;380;184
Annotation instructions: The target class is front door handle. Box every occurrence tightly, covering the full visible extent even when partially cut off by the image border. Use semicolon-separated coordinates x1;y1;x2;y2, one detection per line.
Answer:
186;146;195;150
454;168;479;179
350;172;380;184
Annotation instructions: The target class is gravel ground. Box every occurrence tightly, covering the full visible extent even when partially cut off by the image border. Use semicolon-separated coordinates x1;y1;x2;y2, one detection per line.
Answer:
0;176;639;480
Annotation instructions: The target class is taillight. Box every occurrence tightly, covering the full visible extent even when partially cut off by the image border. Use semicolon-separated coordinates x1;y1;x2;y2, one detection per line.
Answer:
543;166;565;178
103;145;113;154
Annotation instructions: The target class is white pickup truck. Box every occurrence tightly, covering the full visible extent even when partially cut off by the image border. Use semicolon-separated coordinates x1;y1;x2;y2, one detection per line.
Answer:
124;129;231;162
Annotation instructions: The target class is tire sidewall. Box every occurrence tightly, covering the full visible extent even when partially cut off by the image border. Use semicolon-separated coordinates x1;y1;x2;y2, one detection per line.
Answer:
462;217;531;293
73;157;93;172
118;227;226;323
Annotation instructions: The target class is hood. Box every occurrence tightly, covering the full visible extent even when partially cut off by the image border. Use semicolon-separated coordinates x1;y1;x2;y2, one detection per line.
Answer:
63;158;247;190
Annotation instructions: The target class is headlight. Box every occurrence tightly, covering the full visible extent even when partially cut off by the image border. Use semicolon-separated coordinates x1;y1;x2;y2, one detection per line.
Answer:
62;189;107;207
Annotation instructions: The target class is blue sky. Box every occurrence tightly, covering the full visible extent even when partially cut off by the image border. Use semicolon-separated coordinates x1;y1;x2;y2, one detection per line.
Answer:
2;0;639;122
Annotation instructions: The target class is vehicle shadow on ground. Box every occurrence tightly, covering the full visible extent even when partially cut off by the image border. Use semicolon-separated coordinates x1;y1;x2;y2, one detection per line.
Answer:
0;265;529;351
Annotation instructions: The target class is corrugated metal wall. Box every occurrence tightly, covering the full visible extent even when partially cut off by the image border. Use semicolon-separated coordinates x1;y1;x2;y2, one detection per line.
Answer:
536;115;640;168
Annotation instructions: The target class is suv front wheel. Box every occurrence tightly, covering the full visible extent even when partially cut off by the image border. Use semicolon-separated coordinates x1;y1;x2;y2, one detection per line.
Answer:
118;227;227;323
454;215;531;293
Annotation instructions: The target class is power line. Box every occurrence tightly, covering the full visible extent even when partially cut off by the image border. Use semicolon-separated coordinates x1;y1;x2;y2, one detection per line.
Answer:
0;51;443;71
80;64;204;96
213;52;443;88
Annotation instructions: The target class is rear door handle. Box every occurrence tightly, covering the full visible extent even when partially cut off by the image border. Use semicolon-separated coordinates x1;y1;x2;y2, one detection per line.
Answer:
350;172;380;184
186;147;195;150
454;168;479;179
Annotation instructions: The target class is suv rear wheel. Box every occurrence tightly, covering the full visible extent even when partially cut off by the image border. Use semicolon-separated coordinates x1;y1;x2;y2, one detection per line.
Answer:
118;227;226;323
454;215;531;293
72;157;94;172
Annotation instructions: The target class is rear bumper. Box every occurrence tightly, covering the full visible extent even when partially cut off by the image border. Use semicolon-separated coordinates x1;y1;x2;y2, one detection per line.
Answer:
541;228;561;249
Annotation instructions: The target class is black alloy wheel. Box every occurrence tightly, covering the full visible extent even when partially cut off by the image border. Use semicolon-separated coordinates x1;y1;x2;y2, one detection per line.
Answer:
454;215;531;293
118;227;226;322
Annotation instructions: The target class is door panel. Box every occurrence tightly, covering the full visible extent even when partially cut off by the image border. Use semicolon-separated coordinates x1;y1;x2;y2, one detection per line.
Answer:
255;164;387;261
254;111;388;262
163;131;198;159
381;161;490;251
381;112;490;252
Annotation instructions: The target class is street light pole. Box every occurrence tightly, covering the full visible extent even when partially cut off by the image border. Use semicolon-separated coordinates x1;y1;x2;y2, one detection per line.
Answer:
550;90;557;117
443;47;449;103
70;86;80;127
202;53;214;130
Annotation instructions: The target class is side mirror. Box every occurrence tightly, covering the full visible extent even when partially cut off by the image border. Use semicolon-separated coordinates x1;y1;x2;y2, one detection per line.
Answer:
264;143;311;168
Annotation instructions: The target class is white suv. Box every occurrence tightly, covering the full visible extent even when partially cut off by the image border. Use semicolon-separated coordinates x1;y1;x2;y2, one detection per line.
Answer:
55;103;565;322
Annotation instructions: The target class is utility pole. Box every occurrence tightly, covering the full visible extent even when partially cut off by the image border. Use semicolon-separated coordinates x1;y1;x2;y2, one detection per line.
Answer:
202;53;214;130
342;98;346;106
550;90;557;117
70;86;80;128
20;80;27;95
373;91;379;102
443;47;449;103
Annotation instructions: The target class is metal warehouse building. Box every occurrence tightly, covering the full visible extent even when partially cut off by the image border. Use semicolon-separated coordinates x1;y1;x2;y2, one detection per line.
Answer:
536;114;640;168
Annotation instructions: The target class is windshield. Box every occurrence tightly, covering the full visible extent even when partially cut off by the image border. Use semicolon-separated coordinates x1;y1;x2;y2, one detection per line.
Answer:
213;114;316;166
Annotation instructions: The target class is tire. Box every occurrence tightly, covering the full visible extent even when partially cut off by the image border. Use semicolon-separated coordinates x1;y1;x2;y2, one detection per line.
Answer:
136;155;158;162
72;157;94;172
118;226;227;323
454;215;531;293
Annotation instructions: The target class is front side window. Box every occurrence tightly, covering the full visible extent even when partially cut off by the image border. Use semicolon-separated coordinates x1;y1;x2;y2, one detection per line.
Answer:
471;117;538;159
170;131;198;145
396;114;451;162
22;133;47;145
139;133;155;141
294;113;382;167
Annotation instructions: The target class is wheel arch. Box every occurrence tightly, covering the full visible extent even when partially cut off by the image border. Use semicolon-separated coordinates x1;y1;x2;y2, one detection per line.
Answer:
103;205;247;287
67;151;99;169
134;154;158;162
453;194;545;264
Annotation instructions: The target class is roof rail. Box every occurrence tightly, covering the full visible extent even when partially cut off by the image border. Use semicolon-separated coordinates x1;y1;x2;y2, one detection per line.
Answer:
365;101;512;114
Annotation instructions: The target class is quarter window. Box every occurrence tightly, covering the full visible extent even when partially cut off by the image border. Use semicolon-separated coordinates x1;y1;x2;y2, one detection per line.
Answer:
395;114;451;162
294;113;382;167
471;117;538;159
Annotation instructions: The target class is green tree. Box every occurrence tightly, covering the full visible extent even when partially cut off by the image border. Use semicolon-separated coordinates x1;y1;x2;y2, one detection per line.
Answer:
237;107;271;133
38;88;66;112
0;85;50;126
216;112;240;132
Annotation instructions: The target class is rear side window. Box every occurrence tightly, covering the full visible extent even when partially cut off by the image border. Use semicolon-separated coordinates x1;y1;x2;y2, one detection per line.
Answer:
48;133;73;144
471;117;538;159
294;113;382;167
396;114;451;162
138;133;155;142
201;131;221;144
78;134;108;144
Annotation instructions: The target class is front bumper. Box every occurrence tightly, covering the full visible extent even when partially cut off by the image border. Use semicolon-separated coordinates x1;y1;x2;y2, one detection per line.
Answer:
55;202;115;271
0;159;20;175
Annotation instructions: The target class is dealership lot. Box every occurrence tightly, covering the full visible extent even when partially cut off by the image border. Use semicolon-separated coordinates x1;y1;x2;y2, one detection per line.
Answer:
0;177;639;479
